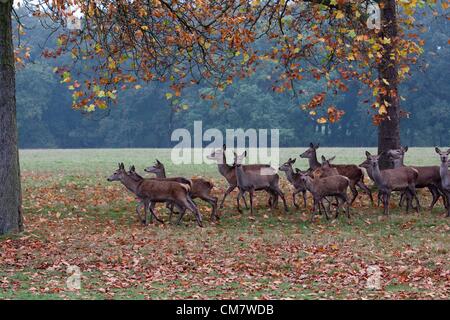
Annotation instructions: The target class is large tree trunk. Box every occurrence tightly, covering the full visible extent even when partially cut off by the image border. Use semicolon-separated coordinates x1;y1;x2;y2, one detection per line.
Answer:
377;0;401;169
0;0;23;235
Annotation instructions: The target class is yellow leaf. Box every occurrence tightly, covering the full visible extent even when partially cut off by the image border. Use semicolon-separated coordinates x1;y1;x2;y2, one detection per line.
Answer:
335;10;345;19
317;117;327;124
379;105;387;115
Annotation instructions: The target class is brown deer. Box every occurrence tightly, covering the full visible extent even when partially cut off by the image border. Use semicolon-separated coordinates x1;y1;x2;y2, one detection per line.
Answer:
127;165;189;223
108;163;203;227
278;158;307;208
434;147;450;217
207;145;277;209
387;146;442;210
234;151;288;215
144;160;219;221
298;171;350;220
363;151;419;215
300;143;373;205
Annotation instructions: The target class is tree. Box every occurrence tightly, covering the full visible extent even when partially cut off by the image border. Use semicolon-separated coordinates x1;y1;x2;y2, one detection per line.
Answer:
0;0;23;234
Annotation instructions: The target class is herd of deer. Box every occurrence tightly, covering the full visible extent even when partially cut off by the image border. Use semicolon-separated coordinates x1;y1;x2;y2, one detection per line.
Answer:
107;144;450;227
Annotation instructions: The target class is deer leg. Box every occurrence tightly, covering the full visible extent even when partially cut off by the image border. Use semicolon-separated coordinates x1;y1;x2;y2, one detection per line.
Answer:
186;197;203;227
383;192;391;215
272;186;288;212
249;189;254;216
356;180;374;205
220;185;245;209
428;185;440;210
202;195;219;221
292;192;298;208
135;201;144;224
175;208;187;225
321;200;331;220
349;182;358;204
399;192;405;208
237;189;243;213
148;202;164;224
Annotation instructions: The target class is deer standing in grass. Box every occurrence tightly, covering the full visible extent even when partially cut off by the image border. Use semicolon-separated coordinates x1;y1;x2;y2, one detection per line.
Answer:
145;160;219;222
234;151;288;215
108;163;203;227
278;158;307;208
363;152;418;215
387;146;443;210
300;143;373;205
298;170;350;220
434;147;450;217
207;145;277;209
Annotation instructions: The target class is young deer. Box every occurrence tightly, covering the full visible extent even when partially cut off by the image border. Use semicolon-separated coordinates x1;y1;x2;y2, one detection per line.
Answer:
300;143;373;205
108;163;203;227
434;147;450;217
234;151;288;215
278;158;307;208
387;146;442;210
364;151;419;215
127;165;188;223
207;145;276;209
145;160;219;221
298;171;350;220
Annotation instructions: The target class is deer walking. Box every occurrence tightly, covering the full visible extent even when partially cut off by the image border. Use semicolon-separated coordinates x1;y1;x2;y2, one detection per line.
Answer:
279;158;307;208
387;146;443;210
234;151;288;215
145;160;219;222
207;145;277;209
300;143;373;205
108;163;203;227
298;171;350;220
363;152;418;215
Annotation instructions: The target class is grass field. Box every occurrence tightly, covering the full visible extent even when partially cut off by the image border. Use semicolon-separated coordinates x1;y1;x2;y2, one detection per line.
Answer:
1;148;449;299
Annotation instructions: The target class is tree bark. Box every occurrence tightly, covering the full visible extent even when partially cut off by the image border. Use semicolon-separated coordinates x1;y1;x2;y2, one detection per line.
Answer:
377;0;401;169
0;0;23;235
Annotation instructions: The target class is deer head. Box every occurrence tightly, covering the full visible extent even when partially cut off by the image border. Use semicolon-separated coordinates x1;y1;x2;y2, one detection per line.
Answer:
145;159;164;174
107;163;126;182
279;158;296;172
365;151;382;169
300;142;319;159
320;155;335;168
127;165;143;182
435;147;450;165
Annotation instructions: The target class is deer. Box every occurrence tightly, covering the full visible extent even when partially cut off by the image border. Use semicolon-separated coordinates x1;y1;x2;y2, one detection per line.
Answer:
127;165;190;223
278;158;307;208
107;163;203;227
387;146;443;210
300;143;373;205
144;159;219;222
363;151;419;215
298;170;350;220
234;151;288;215
207;145;277;209
434;147;450;217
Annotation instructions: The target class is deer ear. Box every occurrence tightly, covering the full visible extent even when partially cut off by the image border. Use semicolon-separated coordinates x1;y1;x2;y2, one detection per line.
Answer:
329;156;336;162
435;147;441;154
131;165;135;171
244;151;247;157
309;142;314;148
120;163;125;169
321;155;326;162
365;151;371;158
223;144;227;151
403;146;409;152
291;158;296;164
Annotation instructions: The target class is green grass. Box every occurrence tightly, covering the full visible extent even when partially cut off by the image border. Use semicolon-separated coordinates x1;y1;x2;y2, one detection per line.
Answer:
1;148;448;300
